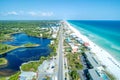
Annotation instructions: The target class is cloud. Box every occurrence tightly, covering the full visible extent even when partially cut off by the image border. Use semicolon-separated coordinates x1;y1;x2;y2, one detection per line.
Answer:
28;11;54;17
6;11;18;15
1;11;54;17
28;11;37;16
40;12;53;17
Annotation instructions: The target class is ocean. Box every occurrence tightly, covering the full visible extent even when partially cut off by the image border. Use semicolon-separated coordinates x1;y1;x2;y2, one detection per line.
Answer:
68;20;120;61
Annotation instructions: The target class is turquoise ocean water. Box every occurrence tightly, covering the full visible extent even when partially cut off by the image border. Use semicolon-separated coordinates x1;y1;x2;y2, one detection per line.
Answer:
68;20;120;61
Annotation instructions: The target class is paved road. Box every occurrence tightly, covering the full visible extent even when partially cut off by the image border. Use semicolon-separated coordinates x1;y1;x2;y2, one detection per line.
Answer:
58;25;64;80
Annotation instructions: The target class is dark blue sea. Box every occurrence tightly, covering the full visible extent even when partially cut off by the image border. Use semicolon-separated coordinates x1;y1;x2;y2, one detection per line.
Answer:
68;20;120;61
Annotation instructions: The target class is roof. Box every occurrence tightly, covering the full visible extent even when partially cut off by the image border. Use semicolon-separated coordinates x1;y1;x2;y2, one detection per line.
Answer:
85;52;101;67
84;42;90;47
19;71;36;80
88;69;103;80
38;60;55;74
78;40;84;44
38;60;48;72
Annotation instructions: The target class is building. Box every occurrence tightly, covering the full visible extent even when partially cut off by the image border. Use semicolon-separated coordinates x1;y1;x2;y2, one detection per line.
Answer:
84;52;101;68
88;68;103;80
66;37;71;43
51;40;54;44
87;67;110;80
71;45;79;53
75;37;84;44
19;71;36;80
37;60;56;80
84;42;91;50
70;33;77;38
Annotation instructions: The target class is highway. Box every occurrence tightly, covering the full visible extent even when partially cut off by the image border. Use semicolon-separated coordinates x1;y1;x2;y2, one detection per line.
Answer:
58;24;64;80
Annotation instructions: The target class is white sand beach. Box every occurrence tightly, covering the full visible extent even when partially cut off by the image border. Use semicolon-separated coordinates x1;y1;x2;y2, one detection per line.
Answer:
65;21;120;80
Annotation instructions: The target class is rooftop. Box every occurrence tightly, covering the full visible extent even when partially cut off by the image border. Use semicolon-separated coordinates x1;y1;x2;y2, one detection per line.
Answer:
85;52;101;67
19;71;36;80
88;69;103;80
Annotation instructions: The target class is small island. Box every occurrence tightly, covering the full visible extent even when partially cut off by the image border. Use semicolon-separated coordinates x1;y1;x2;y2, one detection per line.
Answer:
0;43;19;55
23;42;40;48
0;42;40;55
0;58;8;66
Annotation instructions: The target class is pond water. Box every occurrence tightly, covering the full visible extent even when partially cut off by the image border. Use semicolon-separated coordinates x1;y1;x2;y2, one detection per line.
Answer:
0;33;51;76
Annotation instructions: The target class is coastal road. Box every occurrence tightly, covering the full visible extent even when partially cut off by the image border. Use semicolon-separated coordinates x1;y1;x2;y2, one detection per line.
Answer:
58;23;64;80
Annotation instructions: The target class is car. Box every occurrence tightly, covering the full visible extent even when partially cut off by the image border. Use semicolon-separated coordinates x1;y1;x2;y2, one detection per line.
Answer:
64;78;67;80
51;66;54;68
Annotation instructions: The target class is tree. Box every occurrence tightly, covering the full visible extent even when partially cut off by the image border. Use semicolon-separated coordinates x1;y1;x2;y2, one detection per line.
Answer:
70;70;79;80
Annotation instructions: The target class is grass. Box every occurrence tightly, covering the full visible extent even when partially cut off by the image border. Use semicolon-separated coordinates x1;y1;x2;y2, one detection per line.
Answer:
8;71;21;80
0;44;19;55
0;77;7;80
0;42;40;55
21;56;47;72
0;58;8;65
69;70;80;80
66;53;83;70
23;42;40;48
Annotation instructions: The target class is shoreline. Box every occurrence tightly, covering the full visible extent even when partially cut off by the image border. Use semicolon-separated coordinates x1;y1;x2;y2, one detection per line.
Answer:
0;44;39;56
0;46;20;55
0;58;8;66
65;20;120;80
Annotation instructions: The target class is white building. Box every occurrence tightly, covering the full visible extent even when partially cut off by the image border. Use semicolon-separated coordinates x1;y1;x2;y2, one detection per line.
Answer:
19;71;36;80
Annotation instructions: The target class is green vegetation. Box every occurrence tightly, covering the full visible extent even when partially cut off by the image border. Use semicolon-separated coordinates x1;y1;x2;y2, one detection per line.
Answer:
0;77;7;80
45;76;51;80
21;38;58;72
69;70;80;80
0;42;40;55
49;38;59;56
21;38;59;71
0;20;60;79
66;53;83;80
66;53;83;70
0;58;8;65
8;71;21;80
23;42;39;48
21;31;59;72
49;44;57;56
0;43;19;55
0;20;60;42
21;56;47;72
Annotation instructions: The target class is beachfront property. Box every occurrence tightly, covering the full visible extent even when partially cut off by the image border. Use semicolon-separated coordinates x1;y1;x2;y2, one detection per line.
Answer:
83;52;101;68
83;42;91;50
63;22;112;80
76;37;84;44
81;52;110;80
37;59;57;80
65;34;81;53
19;71;36;80
70;33;77;38
84;67;110;80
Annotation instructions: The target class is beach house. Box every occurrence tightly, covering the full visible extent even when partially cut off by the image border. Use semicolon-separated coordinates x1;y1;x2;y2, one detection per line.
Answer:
85;67;110;80
84;52;101;68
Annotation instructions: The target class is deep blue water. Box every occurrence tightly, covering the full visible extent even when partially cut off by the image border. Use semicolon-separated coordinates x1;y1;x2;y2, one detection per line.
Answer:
68;20;120;61
0;33;51;76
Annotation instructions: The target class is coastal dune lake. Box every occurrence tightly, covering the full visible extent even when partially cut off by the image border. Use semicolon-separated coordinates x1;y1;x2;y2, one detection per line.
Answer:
0;33;51;76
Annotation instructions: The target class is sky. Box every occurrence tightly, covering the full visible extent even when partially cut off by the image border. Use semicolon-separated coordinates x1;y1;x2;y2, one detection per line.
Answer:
0;0;120;20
